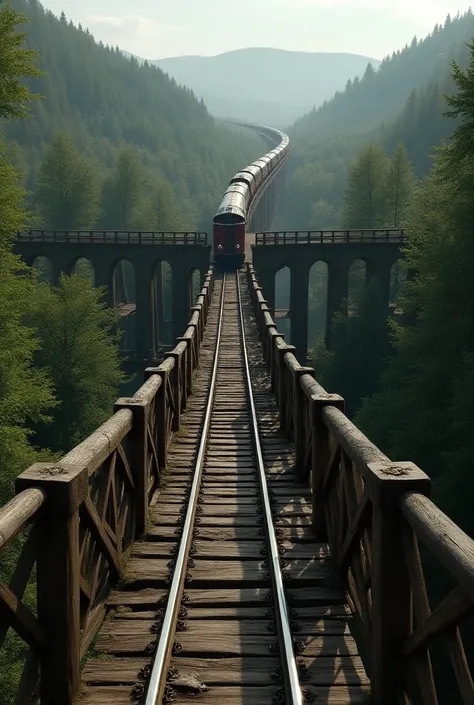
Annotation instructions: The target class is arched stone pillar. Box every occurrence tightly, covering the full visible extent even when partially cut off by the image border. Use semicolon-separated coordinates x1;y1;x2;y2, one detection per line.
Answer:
290;262;311;362
258;268;276;314
93;261;113;307
135;262;153;362
172;265;192;343
374;262;393;310
326;260;350;349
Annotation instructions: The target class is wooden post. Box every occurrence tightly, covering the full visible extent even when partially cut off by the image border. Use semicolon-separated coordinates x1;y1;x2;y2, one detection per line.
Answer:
293;367;315;473
16;462;88;705
168;351;182;431
367;461;431;704
177;336;193;395
114;398;148;536
276;344;295;432
268;329;280;390
311;393;345;539
190;304;203;346
146;366;168;470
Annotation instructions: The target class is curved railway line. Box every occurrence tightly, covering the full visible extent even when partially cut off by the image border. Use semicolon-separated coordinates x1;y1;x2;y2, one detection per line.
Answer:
81;271;368;705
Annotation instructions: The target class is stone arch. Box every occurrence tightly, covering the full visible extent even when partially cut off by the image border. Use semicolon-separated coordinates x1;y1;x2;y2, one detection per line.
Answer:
307;260;328;351
152;260;173;348
188;268;201;306
71;257;95;285
390;258;406;306
112;259;135;307
112;259;136;353
31;255;53;284
275;265;291;343
348;258;367;309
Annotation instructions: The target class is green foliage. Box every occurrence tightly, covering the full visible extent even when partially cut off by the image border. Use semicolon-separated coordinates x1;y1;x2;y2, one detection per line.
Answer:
386;143;415;226
342;143;390;228
30;275;124;453
100;145;146;229
356;48;474;538
3;0;266;230
0;3;42;119
311;280;392;417
0;137;55;502
36;132;101;228
278;11;474;231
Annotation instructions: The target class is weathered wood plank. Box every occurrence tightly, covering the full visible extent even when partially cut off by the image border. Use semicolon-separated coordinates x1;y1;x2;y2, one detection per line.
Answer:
147;525;321;542
79;684;369;704
82;655;368;686
114;604;350;620
107;586;346;609
124;558;331;585
96;624;358;657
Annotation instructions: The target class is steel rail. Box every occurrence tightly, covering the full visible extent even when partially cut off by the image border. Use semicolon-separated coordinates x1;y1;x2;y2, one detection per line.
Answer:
236;272;303;705
145;272;227;705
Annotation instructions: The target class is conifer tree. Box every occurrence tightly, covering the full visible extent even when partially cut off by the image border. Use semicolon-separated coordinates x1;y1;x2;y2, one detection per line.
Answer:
0;141;55;501
0;4;53;506
0;4;42;119
101;146;146;229
36;132;101;229
30;275;124;452
357;46;474;537
311;278;392;417
386;143;415;226
343;143;390;228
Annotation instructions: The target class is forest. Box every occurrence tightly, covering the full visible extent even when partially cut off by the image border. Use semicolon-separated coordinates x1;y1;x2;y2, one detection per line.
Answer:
282;8;474;579
0;4;266;698
3;0;266;232
1;0;474;699
275;18;474;696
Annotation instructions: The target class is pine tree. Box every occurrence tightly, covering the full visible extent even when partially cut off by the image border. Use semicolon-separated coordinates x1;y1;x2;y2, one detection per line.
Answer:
0;4;42;119
30;275;124;452
311;278;392;417
357;47;474;538
0;140;55;502
36;132;101;229
101;146;146;229
145;177;192;231
386;143;415;226
343;143;390;228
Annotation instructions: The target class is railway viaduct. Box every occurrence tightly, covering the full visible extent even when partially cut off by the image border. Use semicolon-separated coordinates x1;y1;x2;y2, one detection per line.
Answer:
3;136;473;705
252;230;405;361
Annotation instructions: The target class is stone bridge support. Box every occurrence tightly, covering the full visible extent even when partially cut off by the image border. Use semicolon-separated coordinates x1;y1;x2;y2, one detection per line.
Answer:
14;239;211;370
252;242;402;361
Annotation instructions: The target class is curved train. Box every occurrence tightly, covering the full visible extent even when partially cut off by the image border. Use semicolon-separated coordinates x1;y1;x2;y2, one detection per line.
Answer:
213;124;290;269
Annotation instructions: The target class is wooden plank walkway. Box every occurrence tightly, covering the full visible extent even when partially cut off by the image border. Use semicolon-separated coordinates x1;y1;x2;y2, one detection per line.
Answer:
79;273;369;704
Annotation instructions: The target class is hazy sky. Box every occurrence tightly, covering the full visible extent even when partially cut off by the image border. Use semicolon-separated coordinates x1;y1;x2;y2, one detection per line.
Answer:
42;0;472;60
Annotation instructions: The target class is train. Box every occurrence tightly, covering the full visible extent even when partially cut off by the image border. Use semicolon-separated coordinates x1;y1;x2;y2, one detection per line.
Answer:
213;124;290;269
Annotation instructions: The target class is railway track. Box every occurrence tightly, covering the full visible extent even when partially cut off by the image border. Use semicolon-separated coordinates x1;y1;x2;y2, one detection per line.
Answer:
81;270;368;705
144;271;301;704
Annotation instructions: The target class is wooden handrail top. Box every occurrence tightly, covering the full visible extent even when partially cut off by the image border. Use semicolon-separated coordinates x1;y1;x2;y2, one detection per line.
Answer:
0;488;46;550
400;492;474;600
131;372;163;404
62;408;133;476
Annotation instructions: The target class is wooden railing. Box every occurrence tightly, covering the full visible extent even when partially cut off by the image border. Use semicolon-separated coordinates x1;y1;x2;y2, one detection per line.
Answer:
0;268;214;705
247;263;474;705
255;229;405;245
15;230;209;245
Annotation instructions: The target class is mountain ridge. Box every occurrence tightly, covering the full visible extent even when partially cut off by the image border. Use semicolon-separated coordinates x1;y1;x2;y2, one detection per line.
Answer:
148;47;380;127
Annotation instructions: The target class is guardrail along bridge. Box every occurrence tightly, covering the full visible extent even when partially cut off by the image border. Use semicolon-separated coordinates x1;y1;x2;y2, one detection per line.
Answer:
3;124;474;705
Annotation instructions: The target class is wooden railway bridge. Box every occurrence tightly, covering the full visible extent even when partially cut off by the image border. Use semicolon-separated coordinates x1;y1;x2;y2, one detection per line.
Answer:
2;262;474;705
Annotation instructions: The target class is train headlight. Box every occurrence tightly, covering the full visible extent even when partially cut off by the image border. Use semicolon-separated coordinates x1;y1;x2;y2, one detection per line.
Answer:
217;244;223;249
236;244;240;249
